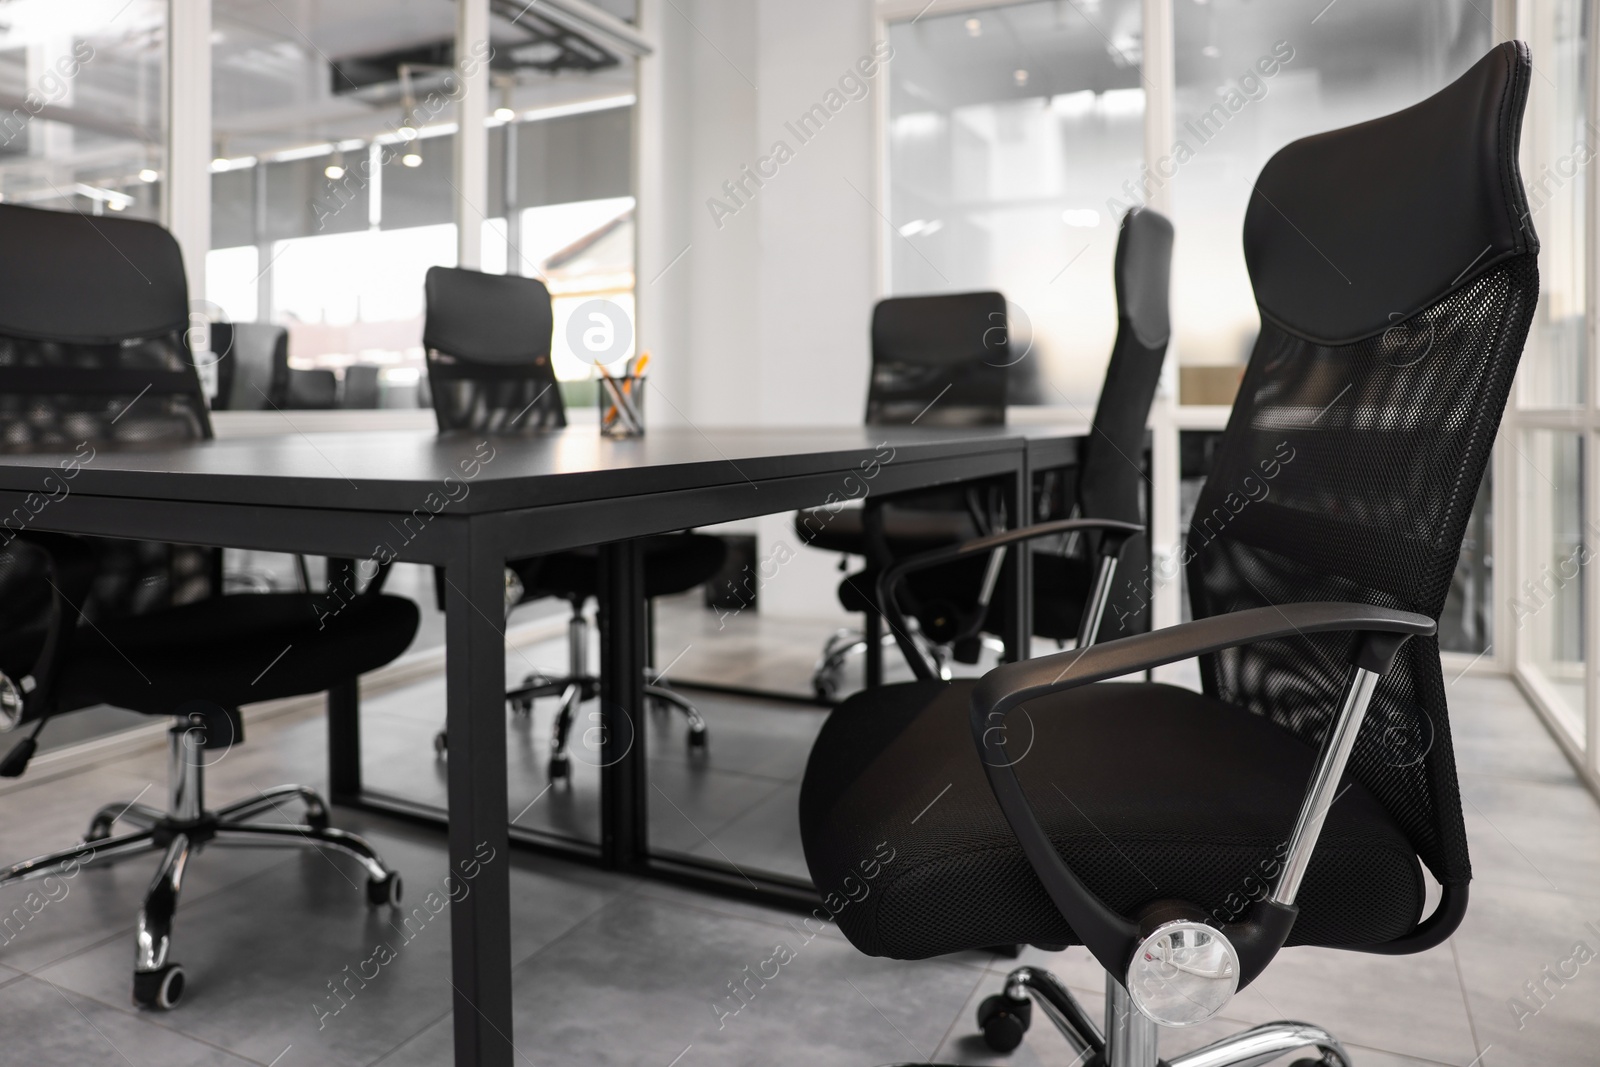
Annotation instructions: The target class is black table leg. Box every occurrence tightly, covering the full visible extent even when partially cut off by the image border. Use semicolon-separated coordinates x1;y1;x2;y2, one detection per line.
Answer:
326;558;362;804
598;539;648;871
443;530;514;1067
1003;464;1033;664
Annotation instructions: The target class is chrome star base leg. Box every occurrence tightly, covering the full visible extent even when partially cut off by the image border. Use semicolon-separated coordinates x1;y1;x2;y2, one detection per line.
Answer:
436;606;710;774
0;711;400;1011
811;629;946;702
961;965;1350;1067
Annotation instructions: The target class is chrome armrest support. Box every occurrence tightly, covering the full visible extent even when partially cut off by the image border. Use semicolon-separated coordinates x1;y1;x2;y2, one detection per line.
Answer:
877;517;1143;680
968;601;1435;1021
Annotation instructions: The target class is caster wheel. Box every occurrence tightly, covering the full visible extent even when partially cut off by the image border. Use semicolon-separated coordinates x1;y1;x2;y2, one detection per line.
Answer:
84;824;111;843
366;872;403;907
977;992;1031;1053
132;964;185;1011
306;808;330;832
813;680;838;704
433;730;448;757
548;754;571;782
687;727;709;750
507;696;534;717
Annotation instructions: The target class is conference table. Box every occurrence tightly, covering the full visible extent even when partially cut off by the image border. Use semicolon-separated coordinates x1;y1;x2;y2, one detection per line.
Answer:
0;420;1091;1067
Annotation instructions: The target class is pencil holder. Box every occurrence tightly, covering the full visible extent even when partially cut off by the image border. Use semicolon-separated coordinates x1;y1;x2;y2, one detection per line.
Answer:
599;375;646;437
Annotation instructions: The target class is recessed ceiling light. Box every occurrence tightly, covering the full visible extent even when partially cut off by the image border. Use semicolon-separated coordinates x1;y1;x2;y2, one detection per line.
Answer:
965;18;982;36
1202;44;1220;57
138;168;158;183
1014;69;1029;87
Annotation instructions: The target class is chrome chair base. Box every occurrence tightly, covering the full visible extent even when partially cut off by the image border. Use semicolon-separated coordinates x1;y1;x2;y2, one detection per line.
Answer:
811;628;968;703
459;610;708;780
0;715;399;1011
948;965;1350;1067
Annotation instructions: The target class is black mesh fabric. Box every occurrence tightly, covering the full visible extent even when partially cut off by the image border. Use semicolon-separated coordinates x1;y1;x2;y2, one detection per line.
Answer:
799;680;1423;959
1185;257;1537;889
423;267;565;434
427;352;566;434
0;329;219;625
0;332;209;450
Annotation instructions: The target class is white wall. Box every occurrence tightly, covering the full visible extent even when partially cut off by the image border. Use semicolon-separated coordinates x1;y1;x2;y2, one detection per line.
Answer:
639;0;882;620
639;0;879;432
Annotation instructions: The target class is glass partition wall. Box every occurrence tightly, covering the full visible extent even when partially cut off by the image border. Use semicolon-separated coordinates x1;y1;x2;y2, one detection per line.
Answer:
209;0;636;399
1513;0;1599;787
0;1;166;219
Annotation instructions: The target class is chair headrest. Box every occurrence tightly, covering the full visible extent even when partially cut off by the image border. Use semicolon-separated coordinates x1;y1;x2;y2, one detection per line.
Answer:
423;266;553;364
1115;208;1174;349
1244;41;1536;345
0;203;190;344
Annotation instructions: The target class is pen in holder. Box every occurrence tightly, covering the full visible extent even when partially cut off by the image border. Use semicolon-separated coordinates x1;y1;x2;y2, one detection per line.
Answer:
599;374;646;437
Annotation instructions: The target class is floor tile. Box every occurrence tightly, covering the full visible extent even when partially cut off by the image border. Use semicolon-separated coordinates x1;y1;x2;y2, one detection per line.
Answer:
379;889;987;1067
36;816;624;1067
0;974;256;1065
1451;880;1600;1067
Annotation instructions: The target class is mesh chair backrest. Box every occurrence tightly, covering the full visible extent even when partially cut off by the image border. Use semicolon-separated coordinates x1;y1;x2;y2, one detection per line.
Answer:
0;203;217;617
1079;208;1173;528
0;204;210;448
423;266;565;432
1185;43;1538;889
866;292;1009;427
213;323;291;411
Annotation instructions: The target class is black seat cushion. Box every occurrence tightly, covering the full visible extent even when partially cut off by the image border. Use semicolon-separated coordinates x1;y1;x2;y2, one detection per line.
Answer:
799;679;1424;960
794;506;979;556
511;532;727;603
59;592;419;714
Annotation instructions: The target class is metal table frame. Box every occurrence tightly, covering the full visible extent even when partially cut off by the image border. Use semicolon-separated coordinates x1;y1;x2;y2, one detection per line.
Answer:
0;423;1092;1067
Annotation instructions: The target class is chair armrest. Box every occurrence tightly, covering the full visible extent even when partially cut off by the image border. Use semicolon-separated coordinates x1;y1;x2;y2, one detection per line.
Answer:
972;601;1435;716
877;518;1143;680
968;601;1435;998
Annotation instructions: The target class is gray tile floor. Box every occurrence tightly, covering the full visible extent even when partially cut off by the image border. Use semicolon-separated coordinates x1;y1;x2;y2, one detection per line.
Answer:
1;598;1597;1065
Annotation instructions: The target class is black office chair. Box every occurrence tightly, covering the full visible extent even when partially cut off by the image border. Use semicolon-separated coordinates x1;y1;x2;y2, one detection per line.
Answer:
422;266;725;780
210;320;338;411
0;203;421;1011
798;291;1012;699
799;42;1534;1067
829;210;1175;685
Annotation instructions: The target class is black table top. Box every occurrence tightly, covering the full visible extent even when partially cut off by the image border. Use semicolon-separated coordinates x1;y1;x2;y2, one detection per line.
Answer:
0;423;1088;515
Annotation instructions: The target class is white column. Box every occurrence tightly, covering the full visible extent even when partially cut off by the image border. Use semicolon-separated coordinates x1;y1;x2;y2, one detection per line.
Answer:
1141;0;1174;215
166;0;211;305
1142;0;1184;637
455;0;490;269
